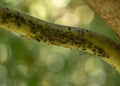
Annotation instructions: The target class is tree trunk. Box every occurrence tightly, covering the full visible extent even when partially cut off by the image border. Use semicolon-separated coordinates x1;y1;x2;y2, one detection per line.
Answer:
85;0;120;37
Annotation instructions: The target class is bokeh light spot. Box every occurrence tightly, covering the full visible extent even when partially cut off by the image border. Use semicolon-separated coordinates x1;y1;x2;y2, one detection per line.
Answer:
29;1;47;19
16;64;28;77
51;0;71;8
55;11;79;26
71;70;87;85
17;80;27;86
0;43;11;64
84;58;95;72
0;65;8;86
75;5;94;25
46;54;65;72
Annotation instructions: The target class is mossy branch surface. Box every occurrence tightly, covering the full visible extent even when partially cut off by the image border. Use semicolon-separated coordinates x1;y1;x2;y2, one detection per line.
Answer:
0;6;120;72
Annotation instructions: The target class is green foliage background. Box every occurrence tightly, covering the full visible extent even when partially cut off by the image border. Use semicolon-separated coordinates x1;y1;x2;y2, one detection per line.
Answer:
0;0;120;86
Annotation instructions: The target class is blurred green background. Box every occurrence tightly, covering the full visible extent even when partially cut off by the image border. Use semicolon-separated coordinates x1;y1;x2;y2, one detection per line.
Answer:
0;0;120;86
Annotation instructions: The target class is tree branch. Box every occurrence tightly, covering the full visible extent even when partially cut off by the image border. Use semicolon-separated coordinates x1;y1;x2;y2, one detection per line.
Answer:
0;6;120;73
